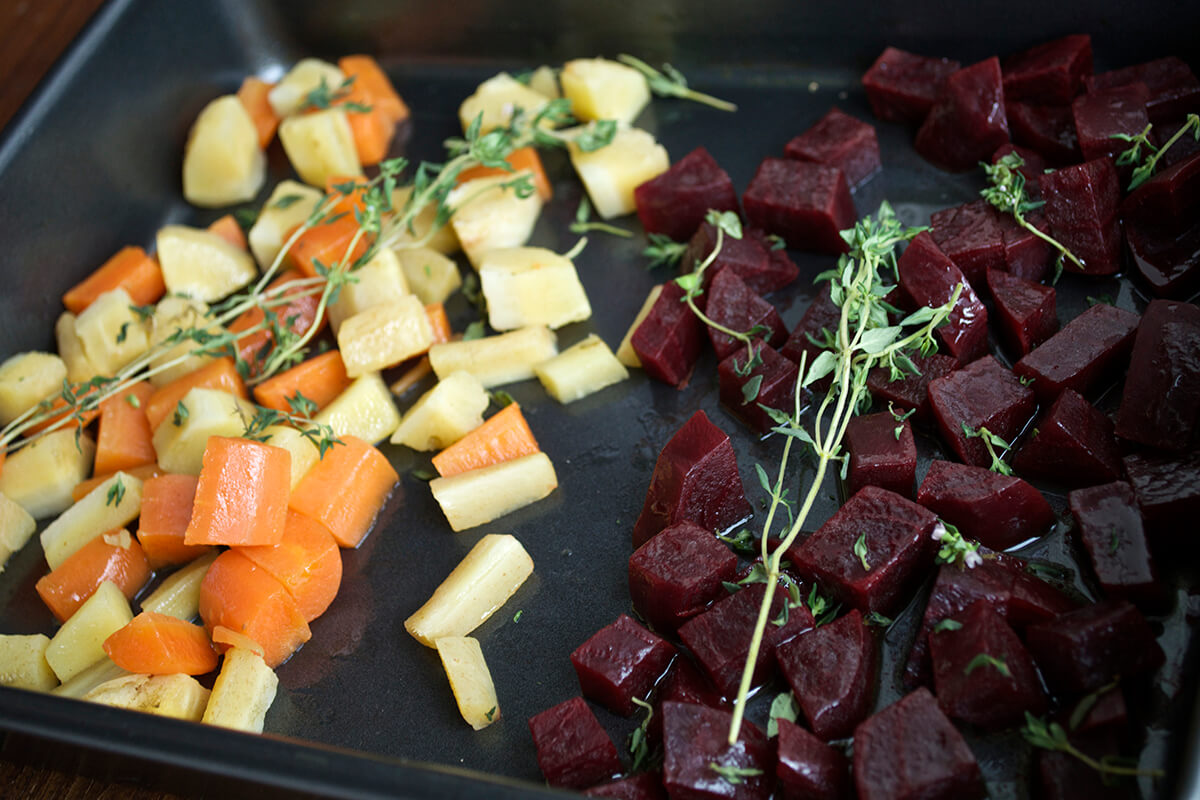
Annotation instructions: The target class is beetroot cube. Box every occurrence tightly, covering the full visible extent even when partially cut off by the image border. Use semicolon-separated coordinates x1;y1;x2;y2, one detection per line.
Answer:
897;232;989;364
780;284;840;371
662;702;771;800
916;460;1055;551
1025;600;1164;694
1086;56;1200;123
776;718;850;800
998;210;1054;282
1014;302;1140;402
1011;389;1123;487
529;697;622;789
862;47;961;124
683;222;797;297
631;280;704;388
1114;299;1200;452
634;147;739;242
585;772;667;800
1066;685;1127;735
1037;730;1133;800
844;412;917;498
928;200;1006;286
746;228;801;292
915;57;1011;173
658;655;728;710
571;614;676;716
1069;482;1166;612
743;158;855;254
1072;83;1151;164
1006;101;1082;165
929;599;1047;729
1123;450;1200;531
1120;151;1200;225
1002;34;1093;105
632;410;751;548
784;107;881;187
1155;120;1200;167
866;352;958;424
853;688;985;800
704;268;788;360
1041;157;1122;274
788;485;938;614
927;356;1037;470
987;268;1057;356
629;520;738;632
1125;215;1200;299
718;344;800;434
776;609;878;740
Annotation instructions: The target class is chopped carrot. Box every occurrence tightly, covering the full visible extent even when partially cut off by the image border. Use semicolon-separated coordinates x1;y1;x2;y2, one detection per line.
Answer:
456;146;553;201
72;463;164;503
103;611;218;676
431;402;540;478
144;357;248;431
389;357;433;397
251;350;351;415
344;103;396;166
199;549;311;668
228;270;325;378
286;216;371;280
137;473;212;569
425;303;452;344
237;509;342;622
208;214;248;251
184;437;291;547
237;76;279;149
289;435;398;548
93;381;156;476
323;174;372;218
336;56;406;165
337;55;409;124
62;246;166;315
35;530;151;623
210;625;264;658
26;394;101;435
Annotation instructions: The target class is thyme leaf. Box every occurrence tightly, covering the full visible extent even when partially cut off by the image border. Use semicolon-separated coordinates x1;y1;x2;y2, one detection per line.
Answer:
616;54;737;112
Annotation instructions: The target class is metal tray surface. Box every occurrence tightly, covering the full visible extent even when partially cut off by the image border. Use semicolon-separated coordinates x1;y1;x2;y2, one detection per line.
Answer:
0;1;1198;797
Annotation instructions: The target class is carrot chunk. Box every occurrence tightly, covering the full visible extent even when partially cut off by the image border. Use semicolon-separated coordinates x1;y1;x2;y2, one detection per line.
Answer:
431;402;540;478
425;303;452;345
72;463;164;503
237;509;343;622
137;473;213;569
143;357;248;431
337;55;409;124
93;381;156;476
26;393;102;436
337;55;408;165
227;270;324;378
62;246;166;315
237;76;280;149
208;214;249;251
323;174;372;218
35;530;151;623
103;611;218;676
184;437;291;547
251;350;351;415
286;216;371;280
289;435;398;548
456;146;553;201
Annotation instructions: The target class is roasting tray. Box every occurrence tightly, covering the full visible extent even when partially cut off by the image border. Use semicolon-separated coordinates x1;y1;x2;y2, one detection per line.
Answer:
0;0;1197;797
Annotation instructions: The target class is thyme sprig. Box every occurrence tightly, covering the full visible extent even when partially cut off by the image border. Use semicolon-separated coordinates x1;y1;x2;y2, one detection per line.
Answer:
570;196;633;238
1113;113;1200;190
643;233;688;270
1022;712;1164;779
932;520;982;568
982;152;1084;276
961;423;1013;475
616;54;737;112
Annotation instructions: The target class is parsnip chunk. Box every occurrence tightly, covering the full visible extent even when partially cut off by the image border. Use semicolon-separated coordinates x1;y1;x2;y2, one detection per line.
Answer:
458;73;552;134
390;371;489;451
278;108;362;188
0;633;58;692
267;58;345;118
429;326;557;389
0;352;67;426
74;288;151;376
568;125;669;219
337;295;434;378
479;247;592;331
151;387;255;475
249;180;325;270
535;334;629;403
156;225;258;303
45;581;133;683
182;94;266;207
139;551;219;620
430;452;558;532
448;173;544;269
313;372;401;445
0;490;37;572
561;58;651;124
202;647;278;733
395;247;462;305
436;636;500;730
40;471;144;570
328;247;412;334
0;429;94;520
84;672;209;721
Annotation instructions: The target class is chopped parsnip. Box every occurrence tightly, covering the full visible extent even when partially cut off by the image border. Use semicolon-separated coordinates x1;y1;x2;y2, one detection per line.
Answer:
45;581;133;683
429;326;557;388
0;429;95;520
561;57;651;124
278;108;362;188
202;647;278;733
313;372;401;445
0;352;67;426
430;452;558;532
436;636;500;730
568;125;669;219
328;247;412;333
248;179;324;271
152;387;255;475
40;471;144;569
52;656;129;699
74;288;151;376
0;633;59;692
0;490;37;573
395;247;462;305
146;296;220;388
390;371;489;452
156;225;258;303
447;173;544;269
182;94;265;207
458;72;552;134
84;673;210;721
139;550;219;620
535;334;629;403
479;247;592;331
267;58;345;118
55;312;100;383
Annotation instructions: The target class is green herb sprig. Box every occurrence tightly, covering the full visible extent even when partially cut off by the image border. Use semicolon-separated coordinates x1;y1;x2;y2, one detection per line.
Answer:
961;423;1013;475
708;763;764;785
1022;712;1163;778
616;54;737;112
570;196;632;238
643;233;689;270
982;152;1084;278
932;520;982;568
1113;113;1200;190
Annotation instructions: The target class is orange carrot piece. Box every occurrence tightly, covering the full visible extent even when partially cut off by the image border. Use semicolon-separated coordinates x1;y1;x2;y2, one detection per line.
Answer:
323;174;372;218
289;435;398;548
208;214;248;251
210;625;265;658
184;437;291;547
237;509;342;622
25;394;101;436
345;104;396;166
93;381;156;476
455;146;553;201
251;350;351;415
103;611;218;676
389;357;433;398
228;270;325;378
286;216;371;280
144;357;248;431
72;463;164;503
137;473;212;569
237;76;279;149
337;55;409;124
35;530;151;623
62;246;166;315
199;549;311;668
431;402;540;478
425;303;452;345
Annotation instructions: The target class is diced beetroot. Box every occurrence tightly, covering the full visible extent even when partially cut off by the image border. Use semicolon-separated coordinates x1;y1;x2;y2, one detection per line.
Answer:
776;718;850;800
679;582;814;698
586;772;668;800
776;609;878;740
1042;157;1123;274
788;485;938;614
1120;151;1200;225
927;356;1037;470
1065;684;1127;735
1014;302;1140;402
718;344;800;435
862;47;961;124
1156;119;1200;167
987;268;1057;356
784;107;881;187
929;599;1047;729
853;688;985;800
896;232;988;365
1086;56;1200;123
1114;299;1200;452
1073;83;1151;167
844;412;917;499
999;209;1054;282
1037;729;1134;800
635;147;739;242
929;200;1006;286
1123;450;1200;531
1026;600;1164;694
703;268;788;360
866;352;958;424
1068;482;1167;612
1002;34;1093;105
1011;389;1123;487
992;143;1049;184
916;460;1055;550
743;158;856;254
683;223;798;297
632;410;752;548
662;702;771;800
658;655;728;710
1005;101;1082;164
629;520;738;633
746;228;801;293
631;280;704;388
528;696;623;789
571;614;676;717
1125;215;1200;299
780;284;840;371
915;57;1011;173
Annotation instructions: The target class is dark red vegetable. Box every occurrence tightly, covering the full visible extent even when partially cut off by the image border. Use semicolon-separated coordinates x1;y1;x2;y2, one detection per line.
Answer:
1122;450;1200;531
861;47;961;124
1005;101;1082;165
928;200;1005;286
1085;56;1200;123
742;158;855;254
634;146;739;242
927;356;1037;470
1114;299;1200;452
914;57;1011;173
779;284;839;373
585;772;668;800
629;519;738;633
987;268;1057;356
661;702;771;800
717;344;800;435
865;351;958;424
1025;600;1164;694
571;614;676;717
1037;729;1133;800
1011;388;1123;487
703;268;788;361
1125;215;1200;299
1120;151;1200;225
1040;157;1122;274
1013;301;1140;402
684;223;799;298
992;142;1049;185
1002;34;1093;105
657;655;729;711
844;412;916;499
916;460;1055;550
784;107;881;187
1069;481;1167;612
528;696;622;789
630;280;704;388
896;232;988;365
1072;82;1151;164
775;718;850;800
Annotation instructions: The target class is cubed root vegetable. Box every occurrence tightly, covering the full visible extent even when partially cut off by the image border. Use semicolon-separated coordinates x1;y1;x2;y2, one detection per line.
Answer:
237;510;343;622
534;334;629;403
93;382;156;476
0;490;37;573
447;173;545;269
429;452;558;532
568;125;669;219
428;325;557;388
40;472;144;570
144;357;249;431
36;530;150;623
156;224;258;303
72;464;164;504
338;295;434;377
252;350;351;415
405;533;534;647
0;633;59;691
312;372;401;446
151;387;256;476
560;57;652;124
289;435;398;548
248;180;323;271
83;672;210;721
390;370;489;452
184;437;291;547
479;247;592;331
136;474;211;569
432;402;540;478
0;429;95;520
202;646;278;733
62;246;166;315
45;581;134;683
0;352;68;426
436;636;501;730
51;657;128;700
182;94;266;207
103;611;218;675
139;551;219;621
278;108;363;188
456;146;553;201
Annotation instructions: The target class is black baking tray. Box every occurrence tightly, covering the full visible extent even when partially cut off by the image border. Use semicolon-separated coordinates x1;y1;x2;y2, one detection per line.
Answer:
1;0;1198;797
